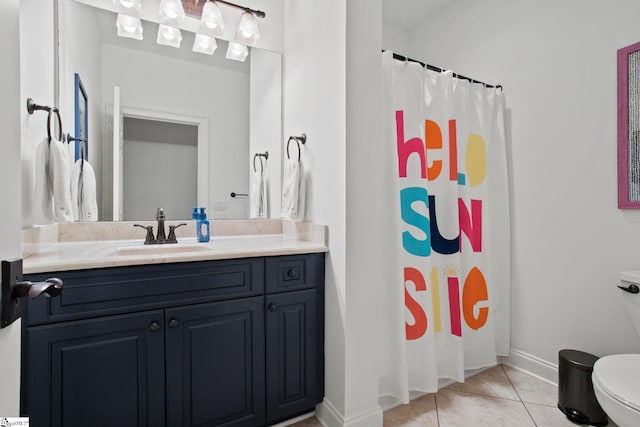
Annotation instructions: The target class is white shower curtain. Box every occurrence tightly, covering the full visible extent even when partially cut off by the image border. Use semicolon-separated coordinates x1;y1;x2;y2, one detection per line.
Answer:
379;51;511;403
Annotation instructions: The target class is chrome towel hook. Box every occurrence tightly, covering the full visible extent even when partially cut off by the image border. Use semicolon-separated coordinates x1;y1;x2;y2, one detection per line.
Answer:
287;133;307;161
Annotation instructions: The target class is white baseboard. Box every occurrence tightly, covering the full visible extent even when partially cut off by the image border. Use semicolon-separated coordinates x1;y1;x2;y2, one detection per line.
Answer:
315;398;343;427
500;348;559;385
316;398;383;427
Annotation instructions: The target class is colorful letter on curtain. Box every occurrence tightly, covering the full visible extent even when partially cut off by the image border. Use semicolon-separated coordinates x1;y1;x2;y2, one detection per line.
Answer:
378;52;511;403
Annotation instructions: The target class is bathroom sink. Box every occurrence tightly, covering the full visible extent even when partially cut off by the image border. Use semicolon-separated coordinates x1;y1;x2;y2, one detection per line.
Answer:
108;243;215;257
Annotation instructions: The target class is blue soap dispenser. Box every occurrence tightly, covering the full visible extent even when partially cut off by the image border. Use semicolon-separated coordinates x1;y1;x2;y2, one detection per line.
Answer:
197;207;210;242
192;207;199;220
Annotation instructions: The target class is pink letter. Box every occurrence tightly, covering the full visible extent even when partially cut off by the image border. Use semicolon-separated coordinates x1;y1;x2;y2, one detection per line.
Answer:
459;198;482;252
396;110;426;179
447;276;462;337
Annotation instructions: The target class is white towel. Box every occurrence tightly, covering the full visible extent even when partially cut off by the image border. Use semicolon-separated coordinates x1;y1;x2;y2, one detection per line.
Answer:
282;155;305;220
71;159;99;222
250;166;267;218
49;136;74;222
33;138;55;224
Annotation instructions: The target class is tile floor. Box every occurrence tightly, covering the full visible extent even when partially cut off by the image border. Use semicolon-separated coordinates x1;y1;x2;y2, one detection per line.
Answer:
290;364;617;427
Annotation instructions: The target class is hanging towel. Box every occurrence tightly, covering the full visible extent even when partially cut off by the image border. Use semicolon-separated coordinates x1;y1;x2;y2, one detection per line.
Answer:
71;159;99;222
48;136;74;222
250;165;267;218
33;138;55;224
282;155;305;220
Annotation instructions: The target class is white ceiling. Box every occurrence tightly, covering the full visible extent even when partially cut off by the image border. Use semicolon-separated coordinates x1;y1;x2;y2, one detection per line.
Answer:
382;0;453;30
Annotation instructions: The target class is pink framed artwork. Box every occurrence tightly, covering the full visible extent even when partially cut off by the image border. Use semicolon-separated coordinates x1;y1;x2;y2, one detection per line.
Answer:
618;41;640;208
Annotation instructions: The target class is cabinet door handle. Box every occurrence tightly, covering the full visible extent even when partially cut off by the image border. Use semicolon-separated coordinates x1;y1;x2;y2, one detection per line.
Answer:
168;318;180;328
268;303;277;312
286;269;297;278
149;322;161;332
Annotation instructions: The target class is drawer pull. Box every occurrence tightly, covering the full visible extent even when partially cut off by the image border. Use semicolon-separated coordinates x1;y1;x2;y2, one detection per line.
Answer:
268;303;278;312
149;322;161;332
286;269;298;279
168;319;180;328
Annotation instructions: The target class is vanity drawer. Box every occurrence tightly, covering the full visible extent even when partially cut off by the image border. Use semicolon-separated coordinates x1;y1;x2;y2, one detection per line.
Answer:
265;253;325;294
25;258;264;326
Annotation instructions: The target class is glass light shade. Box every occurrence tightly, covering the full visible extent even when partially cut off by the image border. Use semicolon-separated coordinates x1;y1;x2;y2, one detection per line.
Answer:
225;41;248;62
158;0;185;26
199;1;224;37
193;34;217;55
156;24;182;48
116;14;143;40
234;12;260;45
113;0;141;17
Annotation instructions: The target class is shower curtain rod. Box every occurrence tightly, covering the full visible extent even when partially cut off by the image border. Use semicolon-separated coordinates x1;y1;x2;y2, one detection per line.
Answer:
386;51;503;90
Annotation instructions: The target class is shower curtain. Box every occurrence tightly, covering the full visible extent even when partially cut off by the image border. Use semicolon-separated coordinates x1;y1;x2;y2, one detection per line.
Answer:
379;51;511;403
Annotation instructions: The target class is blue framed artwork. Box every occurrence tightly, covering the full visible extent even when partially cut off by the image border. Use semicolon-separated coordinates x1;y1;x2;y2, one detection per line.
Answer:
73;73;88;161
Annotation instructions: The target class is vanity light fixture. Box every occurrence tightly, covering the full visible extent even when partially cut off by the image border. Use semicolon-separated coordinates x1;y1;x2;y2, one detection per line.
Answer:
113;0;142;17
234;11;260;44
193;33;217;55
225;41;248;62
116;13;143;40
157;24;183;48
159;0;186;26
199;1;224;37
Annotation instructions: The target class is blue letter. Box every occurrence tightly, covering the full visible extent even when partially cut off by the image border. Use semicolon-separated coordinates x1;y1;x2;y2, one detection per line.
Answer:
400;187;431;257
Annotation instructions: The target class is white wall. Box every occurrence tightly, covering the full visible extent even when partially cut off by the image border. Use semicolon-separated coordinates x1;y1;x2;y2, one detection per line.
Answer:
20;0;56;228
284;1;388;426
343;0;385;424
283;0;348;424
102;43;249;220
250;49;282;218
0;0;23;416
397;0;640;379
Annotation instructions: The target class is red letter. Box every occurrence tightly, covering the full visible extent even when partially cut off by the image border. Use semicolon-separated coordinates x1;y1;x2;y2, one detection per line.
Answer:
396;110;426;179
462;267;489;330
404;267;428;340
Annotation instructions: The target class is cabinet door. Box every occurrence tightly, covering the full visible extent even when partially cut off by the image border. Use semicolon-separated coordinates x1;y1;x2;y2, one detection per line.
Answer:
165;296;265;427
265;289;317;424
23;310;165;427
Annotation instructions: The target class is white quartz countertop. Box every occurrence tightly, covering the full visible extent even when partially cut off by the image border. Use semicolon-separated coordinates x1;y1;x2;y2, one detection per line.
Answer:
22;220;328;274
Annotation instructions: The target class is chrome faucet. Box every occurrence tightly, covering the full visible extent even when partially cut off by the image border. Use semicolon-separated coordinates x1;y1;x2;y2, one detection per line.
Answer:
134;208;187;244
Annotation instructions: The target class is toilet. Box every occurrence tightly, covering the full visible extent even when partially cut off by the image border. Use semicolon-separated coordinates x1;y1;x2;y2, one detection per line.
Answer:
592;271;640;427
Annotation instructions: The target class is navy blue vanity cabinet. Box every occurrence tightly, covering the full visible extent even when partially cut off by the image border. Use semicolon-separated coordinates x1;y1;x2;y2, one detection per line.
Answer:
265;254;325;425
21;253;325;427
24;310;166;427
165;296;265;426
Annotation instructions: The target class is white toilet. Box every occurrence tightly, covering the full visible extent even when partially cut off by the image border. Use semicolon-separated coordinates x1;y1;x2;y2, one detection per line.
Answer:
592;271;640;427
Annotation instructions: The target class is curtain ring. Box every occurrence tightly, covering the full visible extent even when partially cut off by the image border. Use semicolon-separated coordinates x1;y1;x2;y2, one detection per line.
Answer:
47;107;63;143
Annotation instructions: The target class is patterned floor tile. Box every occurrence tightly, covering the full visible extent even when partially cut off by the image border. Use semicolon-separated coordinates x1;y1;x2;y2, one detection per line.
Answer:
435;388;536;427
445;365;521;401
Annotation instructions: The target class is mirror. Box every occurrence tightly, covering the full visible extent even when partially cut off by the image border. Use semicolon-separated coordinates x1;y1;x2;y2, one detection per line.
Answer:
58;0;282;221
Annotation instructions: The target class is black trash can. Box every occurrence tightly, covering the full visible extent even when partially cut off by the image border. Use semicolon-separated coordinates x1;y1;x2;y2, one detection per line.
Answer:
558;349;608;426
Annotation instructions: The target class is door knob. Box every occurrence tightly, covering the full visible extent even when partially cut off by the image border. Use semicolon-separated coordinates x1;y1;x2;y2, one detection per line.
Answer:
168;318;180;328
149;322;161;332
268;303;277;312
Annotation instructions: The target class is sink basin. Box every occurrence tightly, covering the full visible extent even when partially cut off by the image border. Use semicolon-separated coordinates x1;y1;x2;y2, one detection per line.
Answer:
108;243;214;257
